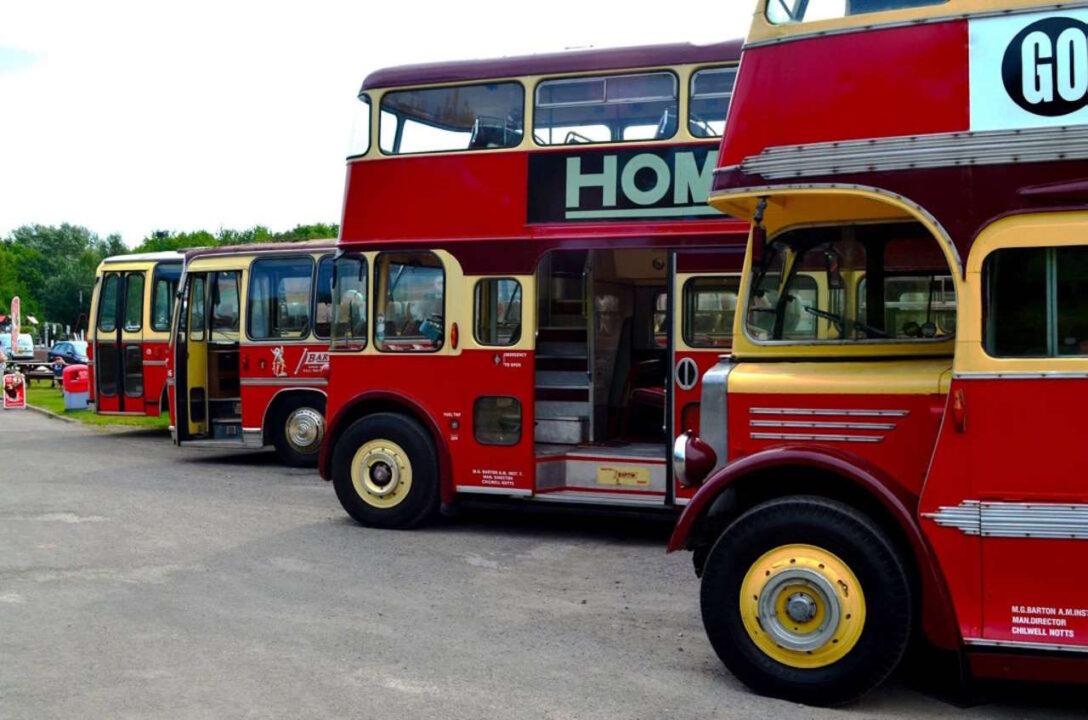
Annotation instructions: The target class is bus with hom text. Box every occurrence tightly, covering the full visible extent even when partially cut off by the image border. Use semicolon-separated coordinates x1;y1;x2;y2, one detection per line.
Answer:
167;240;337;466
89;250;185;416
318;42;753;526
668;0;1088;705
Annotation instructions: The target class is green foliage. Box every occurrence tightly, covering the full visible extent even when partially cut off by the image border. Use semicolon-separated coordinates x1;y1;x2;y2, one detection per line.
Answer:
0;223;339;335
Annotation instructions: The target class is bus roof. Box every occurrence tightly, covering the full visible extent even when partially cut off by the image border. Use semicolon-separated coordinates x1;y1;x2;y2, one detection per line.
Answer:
101;250;186;265
183;239;337;262
360;40;743;92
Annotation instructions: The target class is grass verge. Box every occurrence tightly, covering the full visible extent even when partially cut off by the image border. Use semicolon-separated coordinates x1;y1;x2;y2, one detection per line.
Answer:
25;384;169;429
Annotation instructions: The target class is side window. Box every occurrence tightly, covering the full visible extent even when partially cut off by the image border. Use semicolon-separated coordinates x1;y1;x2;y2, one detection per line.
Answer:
689;67;736;138
380;82;524;154
534;72;678;145
123;273;144;332
98;274;119;333
653;291;668;348
766;0;948;24
247;258;314;340
150;263;181;332
374;252;444;352
474;278;522;346
314;257;334;339
331;255;368;351
189;276;206;341
474;397;522;446
347;94;371;158
683;276;740;348
984;246;1088;357
210;271;240;340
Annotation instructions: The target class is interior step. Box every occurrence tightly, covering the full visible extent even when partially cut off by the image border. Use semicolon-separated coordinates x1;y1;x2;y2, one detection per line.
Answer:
536;400;591;420
538;327;587;343
535;370;589;388
530;490;666;508
535;356;587;372
546;313;586;328
535;416;588;444
536;341;588;358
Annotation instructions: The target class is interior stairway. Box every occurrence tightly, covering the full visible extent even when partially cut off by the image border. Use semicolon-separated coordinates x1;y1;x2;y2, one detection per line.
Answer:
535;252;592;444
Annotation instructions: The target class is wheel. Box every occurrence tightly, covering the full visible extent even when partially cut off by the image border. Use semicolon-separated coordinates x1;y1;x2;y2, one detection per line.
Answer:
271;394;326;468
331;412;440;529
699;496;911;707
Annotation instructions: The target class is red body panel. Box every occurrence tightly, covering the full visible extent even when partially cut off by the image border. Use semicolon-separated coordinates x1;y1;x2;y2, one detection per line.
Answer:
719;22;970;167
237;343;328;430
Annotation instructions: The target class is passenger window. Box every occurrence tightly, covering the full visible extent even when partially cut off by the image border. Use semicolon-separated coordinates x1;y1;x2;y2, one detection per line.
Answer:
374;252;444;352
347;94;371;158
248;258;314;340
379;83;524;154
331;255;368;351
98;274;119;333
858;275;956;340
474;396;522;446
534;72;678;145
189;277;206;342
985;246;1088;357
683;276;740;348
123;273;144;332
210;271;240;340
150;264;181;332
766;0;948;24
474;278;522;346
653;291;668;348
689;67;736;138
314;257;334;339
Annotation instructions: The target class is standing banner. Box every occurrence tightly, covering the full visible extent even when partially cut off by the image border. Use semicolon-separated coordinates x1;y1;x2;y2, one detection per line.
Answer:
10;296;19;352
3;372;25;410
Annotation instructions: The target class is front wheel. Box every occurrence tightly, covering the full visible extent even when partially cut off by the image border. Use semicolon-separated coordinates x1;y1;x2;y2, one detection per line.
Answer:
700;496;912;707
331;412;440;529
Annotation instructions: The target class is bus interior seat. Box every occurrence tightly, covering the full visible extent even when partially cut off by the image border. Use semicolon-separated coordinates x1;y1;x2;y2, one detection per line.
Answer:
469;117;520;149
654;108;677;140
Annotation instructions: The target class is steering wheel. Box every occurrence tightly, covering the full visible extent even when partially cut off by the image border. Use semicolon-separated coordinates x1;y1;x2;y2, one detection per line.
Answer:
689;111;717;136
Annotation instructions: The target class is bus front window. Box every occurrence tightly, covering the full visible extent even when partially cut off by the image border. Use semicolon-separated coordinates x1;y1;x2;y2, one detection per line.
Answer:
766;0;948;24
331;255;368;352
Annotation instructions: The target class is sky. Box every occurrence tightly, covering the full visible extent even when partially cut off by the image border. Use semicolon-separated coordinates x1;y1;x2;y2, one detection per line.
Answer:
0;1;754;247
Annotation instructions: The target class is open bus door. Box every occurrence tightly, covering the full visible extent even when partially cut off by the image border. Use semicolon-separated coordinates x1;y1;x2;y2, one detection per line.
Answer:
177;272;208;439
670;249;744;504
94;270;146;413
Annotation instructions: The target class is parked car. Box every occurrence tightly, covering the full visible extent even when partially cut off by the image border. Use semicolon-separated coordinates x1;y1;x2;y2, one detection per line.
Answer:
48;340;89;366
0;333;35;361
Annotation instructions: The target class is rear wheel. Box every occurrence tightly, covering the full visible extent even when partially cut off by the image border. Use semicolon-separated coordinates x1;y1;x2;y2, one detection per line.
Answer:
700;496;911;707
332;412;440;529
271;394;326;468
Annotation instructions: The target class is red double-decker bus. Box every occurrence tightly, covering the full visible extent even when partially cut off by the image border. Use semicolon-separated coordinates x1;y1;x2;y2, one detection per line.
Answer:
669;0;1088;705
318;42;749;527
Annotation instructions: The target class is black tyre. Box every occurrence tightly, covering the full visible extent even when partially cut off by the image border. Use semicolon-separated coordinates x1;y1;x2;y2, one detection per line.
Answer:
271;394;326;468
331;412;440;529
700;496;912;707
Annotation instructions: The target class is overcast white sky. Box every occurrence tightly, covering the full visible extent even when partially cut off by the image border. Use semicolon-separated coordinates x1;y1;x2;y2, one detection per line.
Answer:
0;1;753;246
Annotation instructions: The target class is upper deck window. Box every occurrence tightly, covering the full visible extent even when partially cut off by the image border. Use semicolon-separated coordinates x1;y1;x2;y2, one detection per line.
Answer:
534;72;678;146
347;94;371;158
379;82;524;155
766;0;947;24
689;67;736;138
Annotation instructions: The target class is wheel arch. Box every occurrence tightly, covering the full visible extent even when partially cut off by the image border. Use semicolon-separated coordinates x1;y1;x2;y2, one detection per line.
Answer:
261;388;328;445
319;390;452;503
671;446;961;650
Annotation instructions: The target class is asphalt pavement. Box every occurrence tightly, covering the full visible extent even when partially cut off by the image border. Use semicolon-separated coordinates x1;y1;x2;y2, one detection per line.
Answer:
0;408;1084;719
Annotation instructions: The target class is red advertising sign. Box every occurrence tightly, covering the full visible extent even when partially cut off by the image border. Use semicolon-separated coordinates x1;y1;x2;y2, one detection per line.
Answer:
3;373;26;410
9;296;19;350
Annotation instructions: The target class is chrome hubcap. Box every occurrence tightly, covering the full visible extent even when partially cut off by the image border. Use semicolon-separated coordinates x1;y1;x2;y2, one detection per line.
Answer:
786;592;819;623
363;452;399;496
757;568;840;653
285;407;324;453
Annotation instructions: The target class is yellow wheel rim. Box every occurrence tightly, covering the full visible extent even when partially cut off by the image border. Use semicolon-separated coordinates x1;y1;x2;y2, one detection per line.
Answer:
350;439;413;509
739;544;866;669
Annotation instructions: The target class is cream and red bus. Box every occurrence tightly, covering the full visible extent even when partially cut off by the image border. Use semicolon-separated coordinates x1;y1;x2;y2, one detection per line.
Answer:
669;0;1088;705
167;240;336;466
318;42;752;526
89;250;185;415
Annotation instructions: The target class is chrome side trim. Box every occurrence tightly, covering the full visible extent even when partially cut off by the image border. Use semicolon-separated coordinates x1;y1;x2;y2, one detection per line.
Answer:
736;125;1088;179
750;420;895;431
455;485;533;497
954;372;1088;380
750;407;909;418
698;359;734;475
242;428;264;449
965;638;1088;655
924;500;1088;539
750;432;883;444
239;377;327;387
142;360;167;367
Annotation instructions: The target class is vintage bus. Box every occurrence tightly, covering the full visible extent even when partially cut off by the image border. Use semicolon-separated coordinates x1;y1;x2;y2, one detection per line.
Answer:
669;0;1088;706
318;42;751;526
89;250;185;415
167;240;337;466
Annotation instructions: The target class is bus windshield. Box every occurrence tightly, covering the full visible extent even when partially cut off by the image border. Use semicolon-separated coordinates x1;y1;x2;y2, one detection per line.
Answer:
766;0;948;24
747;223;955;343
331;254;368;351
